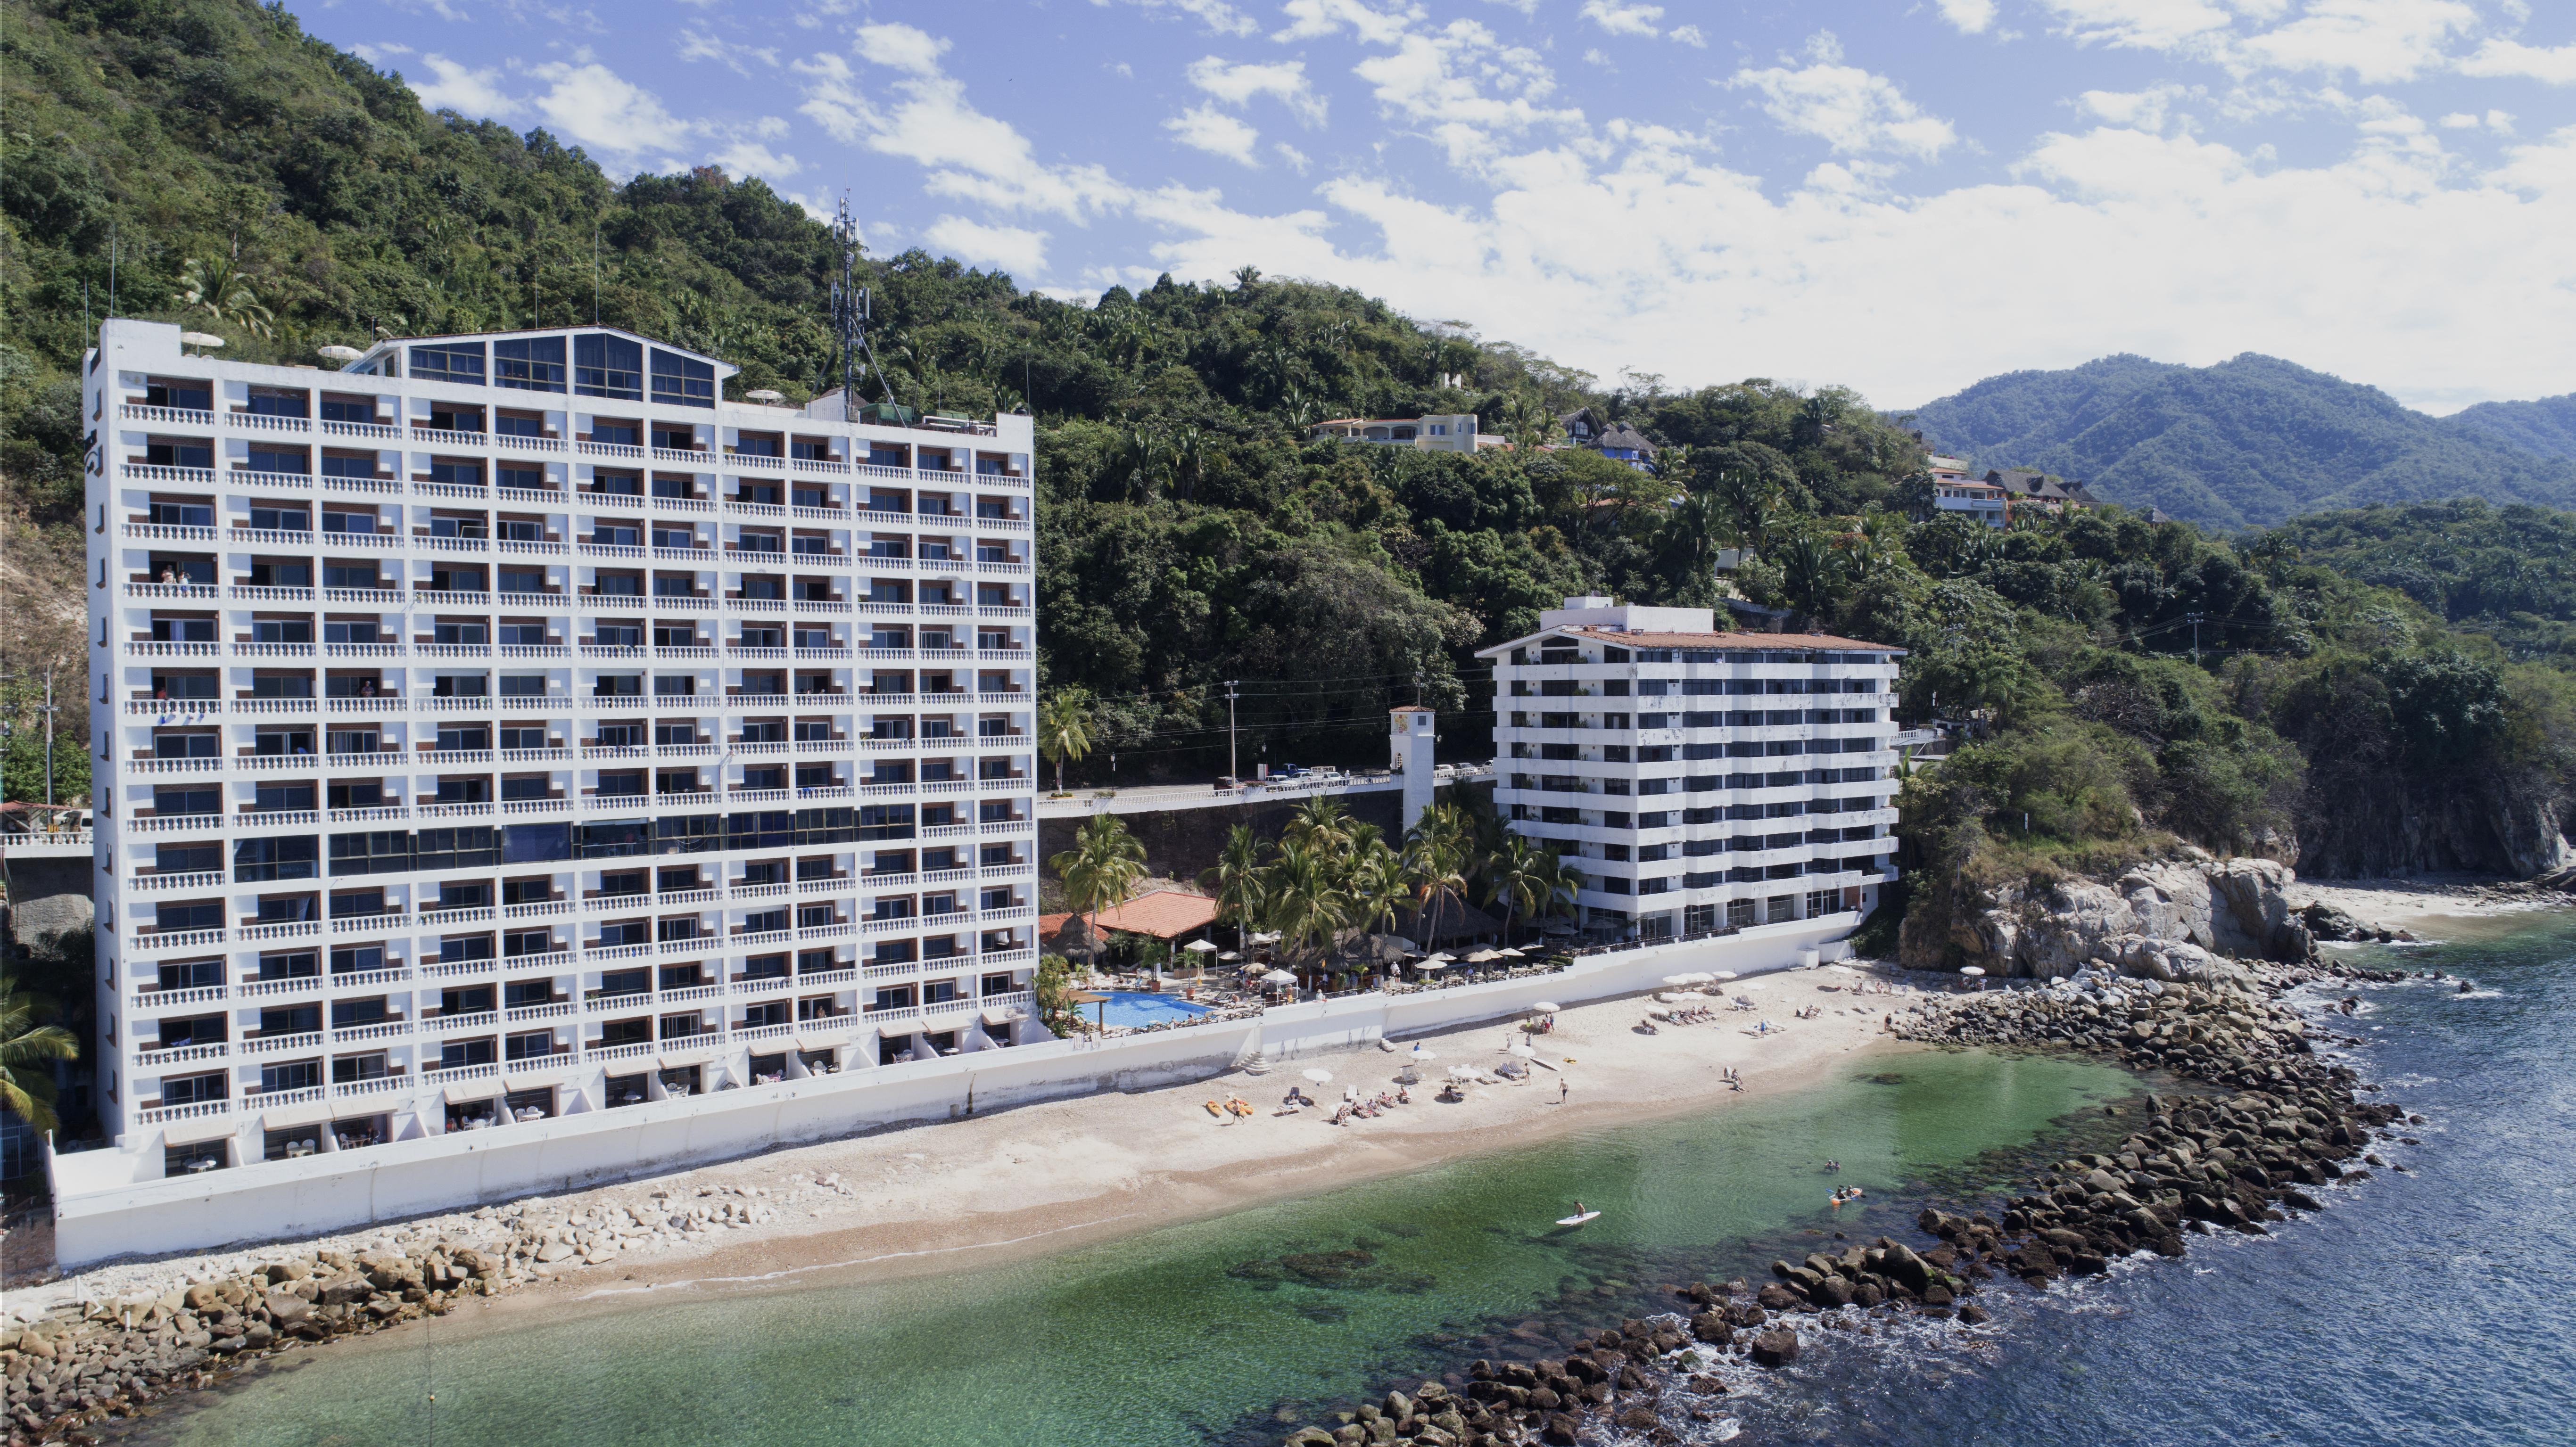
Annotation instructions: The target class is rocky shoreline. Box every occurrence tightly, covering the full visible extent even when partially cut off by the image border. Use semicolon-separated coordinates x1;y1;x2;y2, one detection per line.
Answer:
0;927;2434;1447
1267;956;2424;1447
2;1179;814;1445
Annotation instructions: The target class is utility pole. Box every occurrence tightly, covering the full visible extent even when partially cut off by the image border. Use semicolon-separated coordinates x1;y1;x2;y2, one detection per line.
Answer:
1225;680;1240;781
2186;612;2203;666
42;666;57;806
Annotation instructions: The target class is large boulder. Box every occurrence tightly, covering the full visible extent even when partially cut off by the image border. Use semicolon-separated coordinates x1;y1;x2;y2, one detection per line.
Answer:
1750;1330;1800;1368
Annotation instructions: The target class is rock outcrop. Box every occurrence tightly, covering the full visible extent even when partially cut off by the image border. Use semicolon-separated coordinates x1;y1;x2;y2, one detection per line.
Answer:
1907;851;2313;980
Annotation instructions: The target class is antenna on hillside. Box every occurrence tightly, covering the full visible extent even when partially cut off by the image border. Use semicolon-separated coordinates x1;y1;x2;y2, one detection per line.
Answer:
830;195;895;412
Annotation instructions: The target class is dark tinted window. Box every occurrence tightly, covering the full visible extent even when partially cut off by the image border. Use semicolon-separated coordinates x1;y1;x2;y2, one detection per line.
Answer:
495;337;568;392
574;334;643;400
650;350;716;408
410;343;486;385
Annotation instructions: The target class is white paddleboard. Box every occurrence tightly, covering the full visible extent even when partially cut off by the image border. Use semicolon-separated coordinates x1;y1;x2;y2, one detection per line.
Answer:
1555;1210;1601;1226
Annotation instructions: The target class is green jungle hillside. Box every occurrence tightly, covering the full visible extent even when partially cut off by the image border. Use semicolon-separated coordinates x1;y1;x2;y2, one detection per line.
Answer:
1907;353;2576;530
5;0;2576;932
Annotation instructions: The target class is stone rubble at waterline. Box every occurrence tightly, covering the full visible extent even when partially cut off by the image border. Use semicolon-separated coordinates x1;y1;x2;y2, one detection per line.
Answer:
1269;956;2422;1447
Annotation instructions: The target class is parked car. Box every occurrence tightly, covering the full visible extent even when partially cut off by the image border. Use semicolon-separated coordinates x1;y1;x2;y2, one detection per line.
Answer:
1214;775;1238;791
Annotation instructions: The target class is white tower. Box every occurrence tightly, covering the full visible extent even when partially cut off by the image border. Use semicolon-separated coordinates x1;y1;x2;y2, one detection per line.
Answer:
1390;707;1436;835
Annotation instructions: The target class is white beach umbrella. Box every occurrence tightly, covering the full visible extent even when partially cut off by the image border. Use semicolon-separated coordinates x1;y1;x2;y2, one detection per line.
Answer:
1532;1001;1561;1013
1447;1065;1477;1082
1497;947;1525;957
1184;938;1220;954
1959;967;1987;977
1508;1041;1536;1058
1263;969;1298;986
1712;971;1738;981
1218;951;1243;962
1303;1068;1334;1084
1413;957;1448;970
180;331;225;351
1409;1044;1438;1061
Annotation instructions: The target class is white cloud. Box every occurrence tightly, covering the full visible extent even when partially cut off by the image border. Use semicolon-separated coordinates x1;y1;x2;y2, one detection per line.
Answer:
2037;0;2240;52
921;216;1052;274
526;61;696;158
2457;37;2576;84
1132;119;2576;415
411;53;518;117
1578;0;1663;39
796;26;1129;218
1276;141;1313;172
1273;0;1425;46
1669;25;1707;48
677;29;779;76
707;139;801;178
1937;0;2000;34
1090;0;1261;37
1353;19;1585;169
1730;35;1958;159
1167;105;1264;165
1185;56;1327;125
2080;82;2196;130
857;21;952;77
2239;0;2476;82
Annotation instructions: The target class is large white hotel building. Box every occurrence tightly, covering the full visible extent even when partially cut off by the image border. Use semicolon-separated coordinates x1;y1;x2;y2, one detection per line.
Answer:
1480;597;1901;940
83;319;1040;1181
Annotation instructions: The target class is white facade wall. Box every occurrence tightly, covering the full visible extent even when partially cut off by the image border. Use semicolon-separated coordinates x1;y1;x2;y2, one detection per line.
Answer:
1482;602;1902;941
80;320;1040;1197
49;914;1855;1266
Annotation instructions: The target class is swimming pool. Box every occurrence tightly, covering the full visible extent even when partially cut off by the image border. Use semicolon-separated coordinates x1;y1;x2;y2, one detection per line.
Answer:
1091;991;1216;1028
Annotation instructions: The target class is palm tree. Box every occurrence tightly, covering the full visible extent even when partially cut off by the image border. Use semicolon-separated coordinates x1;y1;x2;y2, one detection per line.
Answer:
1049;813;1146;970
1403;803;1473;947
1263;835;1351;974
0;985;79;1134
1036;688;1095;795
1283;793;1353;853
1484;834;1558;944
1346;838;1409;938
179;252;275;339
1714;469;1782;558
1198;824;1268;945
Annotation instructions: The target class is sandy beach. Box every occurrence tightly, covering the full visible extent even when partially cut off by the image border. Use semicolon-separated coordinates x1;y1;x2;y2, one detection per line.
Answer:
17;967;1912;1332
2290;876;2562;936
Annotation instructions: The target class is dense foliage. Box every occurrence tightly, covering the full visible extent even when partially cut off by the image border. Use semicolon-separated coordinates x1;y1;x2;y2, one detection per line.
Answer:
2264;500;2576;662
7;0;2575;922
1909;353;2576;530
2449;393;2576;462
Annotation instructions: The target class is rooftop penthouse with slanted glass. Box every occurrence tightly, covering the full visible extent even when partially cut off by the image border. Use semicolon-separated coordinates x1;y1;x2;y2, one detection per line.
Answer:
84;318;1040;1186
1478;597;1901;944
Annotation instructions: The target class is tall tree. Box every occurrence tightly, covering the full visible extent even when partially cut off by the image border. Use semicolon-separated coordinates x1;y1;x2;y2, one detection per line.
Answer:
1036;688;1096;795
1048;813;1146;968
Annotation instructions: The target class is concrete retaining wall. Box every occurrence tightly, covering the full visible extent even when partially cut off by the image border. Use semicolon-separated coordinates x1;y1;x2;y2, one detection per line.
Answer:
50;917;1851;1267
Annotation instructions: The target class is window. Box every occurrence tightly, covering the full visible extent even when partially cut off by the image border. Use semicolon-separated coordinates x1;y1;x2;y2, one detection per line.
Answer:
495;337;568;392
410;343;486;385
651;350;716;408
247;446;309;475
330;830;412;876
575;334;644;399
235;836;319;882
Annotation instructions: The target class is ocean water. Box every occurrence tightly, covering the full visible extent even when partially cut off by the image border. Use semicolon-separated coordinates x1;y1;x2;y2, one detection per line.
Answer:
1717;913;2576;1447
119;1049;2139;1447
122;913;2576;1447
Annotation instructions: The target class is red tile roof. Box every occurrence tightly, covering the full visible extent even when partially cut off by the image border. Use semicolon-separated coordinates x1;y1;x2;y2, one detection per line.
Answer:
1082;889;1221;940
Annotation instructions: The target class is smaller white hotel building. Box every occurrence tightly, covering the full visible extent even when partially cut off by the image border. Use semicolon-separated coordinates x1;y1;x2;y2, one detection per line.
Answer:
1480;598;1901;941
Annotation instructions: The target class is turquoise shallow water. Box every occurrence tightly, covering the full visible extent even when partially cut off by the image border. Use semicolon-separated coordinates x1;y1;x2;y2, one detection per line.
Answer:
124;1048;2140;1447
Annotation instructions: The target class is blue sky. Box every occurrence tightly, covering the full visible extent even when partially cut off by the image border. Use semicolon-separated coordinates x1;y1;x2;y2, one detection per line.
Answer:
313;0;2576;413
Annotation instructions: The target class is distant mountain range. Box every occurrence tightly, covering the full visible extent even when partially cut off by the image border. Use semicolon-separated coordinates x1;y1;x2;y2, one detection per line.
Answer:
1904;354;2576;530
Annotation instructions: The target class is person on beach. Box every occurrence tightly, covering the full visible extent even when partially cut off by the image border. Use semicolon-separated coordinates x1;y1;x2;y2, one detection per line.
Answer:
1558;1077;1570;1105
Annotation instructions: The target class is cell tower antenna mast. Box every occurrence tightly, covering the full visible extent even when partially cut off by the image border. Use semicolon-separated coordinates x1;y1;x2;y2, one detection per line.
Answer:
830;195;895;412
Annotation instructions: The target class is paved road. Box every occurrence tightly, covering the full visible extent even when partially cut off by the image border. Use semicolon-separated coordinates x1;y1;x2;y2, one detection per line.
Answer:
1035;765;1493;818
